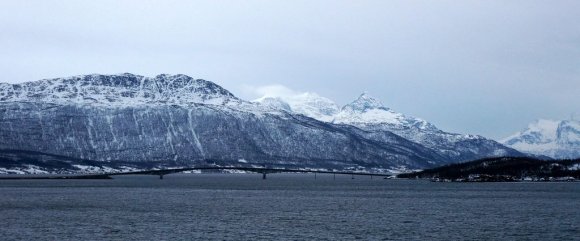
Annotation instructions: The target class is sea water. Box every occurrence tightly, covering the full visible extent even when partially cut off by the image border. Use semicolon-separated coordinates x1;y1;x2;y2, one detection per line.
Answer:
0;174;578;240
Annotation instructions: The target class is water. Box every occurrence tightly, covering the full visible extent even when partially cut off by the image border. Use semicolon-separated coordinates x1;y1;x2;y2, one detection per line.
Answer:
1;174;579;240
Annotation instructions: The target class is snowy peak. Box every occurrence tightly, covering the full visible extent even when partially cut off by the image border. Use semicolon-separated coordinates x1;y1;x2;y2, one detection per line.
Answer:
254;91;439;132
0;73;240;106
253;96;292;112
342;92;388;112
502;119;580;159
503;119;560;145
287;92;340;121
333;93;437;131
254;92;339;121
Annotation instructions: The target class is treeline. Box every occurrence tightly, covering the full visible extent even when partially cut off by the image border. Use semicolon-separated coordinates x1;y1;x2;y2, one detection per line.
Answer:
397;156;580;179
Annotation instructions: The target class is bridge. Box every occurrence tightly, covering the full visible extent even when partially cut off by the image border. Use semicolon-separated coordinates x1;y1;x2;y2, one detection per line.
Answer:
0;166;394;180
114;166;394;180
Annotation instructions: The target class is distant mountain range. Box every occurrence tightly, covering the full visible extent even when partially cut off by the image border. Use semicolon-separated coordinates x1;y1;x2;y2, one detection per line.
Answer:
255;92;520;162
501;119;580;159
0;74;523;173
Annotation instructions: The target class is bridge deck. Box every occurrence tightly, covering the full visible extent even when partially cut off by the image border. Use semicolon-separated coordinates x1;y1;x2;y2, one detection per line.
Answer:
0;166;393;179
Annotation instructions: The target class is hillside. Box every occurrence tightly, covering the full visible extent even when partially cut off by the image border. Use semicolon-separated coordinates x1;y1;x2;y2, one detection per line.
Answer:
397;157;580;181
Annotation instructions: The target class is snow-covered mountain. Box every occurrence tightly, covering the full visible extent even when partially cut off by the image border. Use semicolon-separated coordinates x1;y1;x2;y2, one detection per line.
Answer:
333;93;438;131
501;119;580;159
255;92;339;122
0;73;241;106
255;92;522;162
0;73;527;173
0;74;451;173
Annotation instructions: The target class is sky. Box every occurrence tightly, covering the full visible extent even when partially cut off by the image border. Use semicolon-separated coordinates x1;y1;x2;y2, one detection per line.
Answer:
0;0;579;139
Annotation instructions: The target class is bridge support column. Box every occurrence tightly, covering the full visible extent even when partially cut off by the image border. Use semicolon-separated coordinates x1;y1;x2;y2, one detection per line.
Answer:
262;173;267;180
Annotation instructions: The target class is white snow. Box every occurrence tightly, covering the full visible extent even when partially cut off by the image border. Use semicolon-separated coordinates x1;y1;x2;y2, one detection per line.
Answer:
0;165;48;174
254;92;339;122
73;165;119;173
255;92;434;129
334;107;405;125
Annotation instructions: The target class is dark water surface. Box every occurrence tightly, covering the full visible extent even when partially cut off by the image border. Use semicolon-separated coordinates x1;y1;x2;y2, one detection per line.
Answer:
1;174;579;240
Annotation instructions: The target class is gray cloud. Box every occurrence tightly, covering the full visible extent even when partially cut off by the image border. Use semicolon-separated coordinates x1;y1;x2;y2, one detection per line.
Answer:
0;0;579;139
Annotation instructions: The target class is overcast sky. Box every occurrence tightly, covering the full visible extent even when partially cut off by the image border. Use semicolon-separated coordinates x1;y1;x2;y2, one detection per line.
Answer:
1;0;579;139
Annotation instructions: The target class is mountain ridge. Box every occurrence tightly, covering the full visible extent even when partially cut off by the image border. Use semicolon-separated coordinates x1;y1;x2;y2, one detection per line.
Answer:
0;73;241;106
0;73;525;173
254;90;521;162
